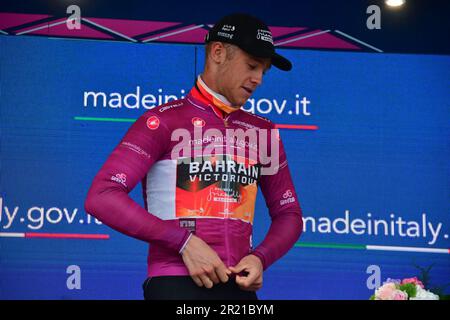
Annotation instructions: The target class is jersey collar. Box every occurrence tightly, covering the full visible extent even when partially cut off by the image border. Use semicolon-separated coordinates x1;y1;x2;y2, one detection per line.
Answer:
188;75;241;119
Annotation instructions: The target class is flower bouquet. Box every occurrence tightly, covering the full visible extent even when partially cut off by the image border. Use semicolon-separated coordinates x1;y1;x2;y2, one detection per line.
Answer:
370;277;440;300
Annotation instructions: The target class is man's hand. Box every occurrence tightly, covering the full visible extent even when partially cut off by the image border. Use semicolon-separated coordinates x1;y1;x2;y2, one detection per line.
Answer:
229;254;263;291
181;234;231;289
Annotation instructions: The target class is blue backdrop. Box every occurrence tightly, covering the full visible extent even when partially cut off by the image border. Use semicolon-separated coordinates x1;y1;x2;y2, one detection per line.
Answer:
0;36;449;299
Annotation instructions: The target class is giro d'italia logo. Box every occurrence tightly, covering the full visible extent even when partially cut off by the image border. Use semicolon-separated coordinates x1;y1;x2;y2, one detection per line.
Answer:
283;189;293;198
146;116;160;130
192;117;206;128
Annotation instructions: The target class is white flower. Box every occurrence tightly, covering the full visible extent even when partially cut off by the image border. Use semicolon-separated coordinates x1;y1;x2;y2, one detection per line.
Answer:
410;285;440;300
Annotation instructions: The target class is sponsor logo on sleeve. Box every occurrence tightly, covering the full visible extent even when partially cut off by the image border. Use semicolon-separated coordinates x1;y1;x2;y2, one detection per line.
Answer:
121;141;151;159
231;120;257;130
179;218;196;234
146;115;160;130
159;102;183;113
280;189;295;206
111;173;128;187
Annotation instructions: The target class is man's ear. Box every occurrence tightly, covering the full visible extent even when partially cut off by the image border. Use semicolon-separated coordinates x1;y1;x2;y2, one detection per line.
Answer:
209;42;226;64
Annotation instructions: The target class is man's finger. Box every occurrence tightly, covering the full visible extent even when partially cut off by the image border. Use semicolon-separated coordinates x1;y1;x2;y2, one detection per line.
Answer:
229;263;246;274
236;275;250;287
236;276;255;291
243;284;262;291
236;270;259;287
236;276;263;291
216;265;231;283
250;280;263;290
199;274;213;289
192;275;204;287
207;268;220;285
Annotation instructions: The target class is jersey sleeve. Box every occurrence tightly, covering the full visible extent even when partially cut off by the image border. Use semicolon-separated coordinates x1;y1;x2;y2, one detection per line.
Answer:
251;127;303;270
84;112;191;253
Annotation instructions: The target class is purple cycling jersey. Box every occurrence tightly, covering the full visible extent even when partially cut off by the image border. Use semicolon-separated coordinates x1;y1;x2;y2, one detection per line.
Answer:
84;83;303;276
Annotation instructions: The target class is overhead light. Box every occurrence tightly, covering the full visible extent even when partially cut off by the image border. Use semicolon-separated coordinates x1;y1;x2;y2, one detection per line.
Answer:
385;0;405;7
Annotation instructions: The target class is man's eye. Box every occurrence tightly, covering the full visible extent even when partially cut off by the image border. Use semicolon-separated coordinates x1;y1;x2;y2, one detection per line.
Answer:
248;64;256;70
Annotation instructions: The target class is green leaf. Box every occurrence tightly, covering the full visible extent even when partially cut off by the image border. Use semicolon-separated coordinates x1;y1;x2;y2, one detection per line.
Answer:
399;283;417;298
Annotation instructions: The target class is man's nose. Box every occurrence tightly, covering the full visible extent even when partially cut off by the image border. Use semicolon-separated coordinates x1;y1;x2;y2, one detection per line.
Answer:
250;71;263;86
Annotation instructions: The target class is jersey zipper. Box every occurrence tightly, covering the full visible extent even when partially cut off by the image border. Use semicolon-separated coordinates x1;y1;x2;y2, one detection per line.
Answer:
223;114;230;266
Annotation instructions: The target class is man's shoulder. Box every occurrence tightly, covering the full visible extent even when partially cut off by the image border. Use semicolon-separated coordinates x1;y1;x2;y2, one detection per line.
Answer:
134;98;192;131
235;109;275;130
145;98;188;116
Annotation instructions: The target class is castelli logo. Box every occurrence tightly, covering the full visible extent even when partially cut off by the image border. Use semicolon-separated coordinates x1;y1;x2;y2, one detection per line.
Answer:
146;116;160;130
192;117;206;127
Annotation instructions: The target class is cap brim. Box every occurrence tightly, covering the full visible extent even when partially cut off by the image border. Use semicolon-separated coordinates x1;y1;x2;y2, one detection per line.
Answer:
228;42;293;72
271;52;292;71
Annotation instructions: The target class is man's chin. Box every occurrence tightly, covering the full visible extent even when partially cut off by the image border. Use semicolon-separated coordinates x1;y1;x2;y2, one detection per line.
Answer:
232;98;249;107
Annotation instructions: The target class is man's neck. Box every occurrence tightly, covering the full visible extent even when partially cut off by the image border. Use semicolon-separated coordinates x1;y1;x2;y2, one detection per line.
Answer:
196;75;239;114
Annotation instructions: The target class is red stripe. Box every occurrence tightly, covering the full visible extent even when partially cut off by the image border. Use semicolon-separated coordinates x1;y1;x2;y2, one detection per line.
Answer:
275;124;319;130
25;233;109;240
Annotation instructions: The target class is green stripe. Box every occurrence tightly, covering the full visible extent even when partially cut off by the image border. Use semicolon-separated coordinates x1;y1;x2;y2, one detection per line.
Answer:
295;242;366;250
74;116;136;123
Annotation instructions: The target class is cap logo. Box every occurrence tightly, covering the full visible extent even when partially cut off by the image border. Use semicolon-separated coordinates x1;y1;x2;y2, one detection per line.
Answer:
217;32;233;40
257;29;273;44
222;24;235;32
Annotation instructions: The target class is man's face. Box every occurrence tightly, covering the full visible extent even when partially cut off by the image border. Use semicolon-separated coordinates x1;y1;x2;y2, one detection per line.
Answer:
217;45;271;107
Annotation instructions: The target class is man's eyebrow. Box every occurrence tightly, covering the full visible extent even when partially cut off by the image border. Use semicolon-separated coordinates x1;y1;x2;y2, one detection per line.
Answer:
251;57;272;71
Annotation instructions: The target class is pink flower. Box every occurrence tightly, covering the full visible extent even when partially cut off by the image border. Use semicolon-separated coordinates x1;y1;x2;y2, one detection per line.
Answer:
375;283;397;300
401;277;424;289
392;290;408;300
